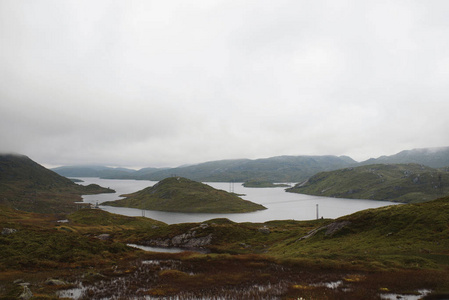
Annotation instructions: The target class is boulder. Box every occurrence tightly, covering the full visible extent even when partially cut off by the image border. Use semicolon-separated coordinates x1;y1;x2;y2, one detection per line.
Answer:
18;286;33;300
1;228;17;235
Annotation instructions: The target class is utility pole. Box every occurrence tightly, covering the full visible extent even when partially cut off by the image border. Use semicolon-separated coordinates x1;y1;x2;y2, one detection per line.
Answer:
316;204;319;220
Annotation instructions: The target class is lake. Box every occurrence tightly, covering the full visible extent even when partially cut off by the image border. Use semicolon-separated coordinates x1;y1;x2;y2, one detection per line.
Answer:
78;178;399;224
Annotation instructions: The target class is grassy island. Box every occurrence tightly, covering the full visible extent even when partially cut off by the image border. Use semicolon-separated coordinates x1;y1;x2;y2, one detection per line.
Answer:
102;177;266;213
243;180;291;188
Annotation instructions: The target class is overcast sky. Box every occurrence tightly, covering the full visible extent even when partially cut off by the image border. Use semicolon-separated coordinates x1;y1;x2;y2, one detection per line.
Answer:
1;0;449;168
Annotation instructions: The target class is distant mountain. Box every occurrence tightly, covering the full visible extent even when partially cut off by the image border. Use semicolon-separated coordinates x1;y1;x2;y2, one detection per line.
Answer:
51;165;137;178
102;177;266;213
361;146;449;168
287;163;449;203
0;154;114;213
53;155;357;183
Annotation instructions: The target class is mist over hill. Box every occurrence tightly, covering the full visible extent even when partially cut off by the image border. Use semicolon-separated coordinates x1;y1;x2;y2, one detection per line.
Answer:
361;146;449;168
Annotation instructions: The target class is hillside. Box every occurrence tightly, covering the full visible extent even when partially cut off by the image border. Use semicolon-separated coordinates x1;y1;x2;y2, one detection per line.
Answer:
0;154;114;213
53;155;357;182
268;195;449;271
286;163;449;203
102;177;266;213
361;146;449;168
1;195;449;299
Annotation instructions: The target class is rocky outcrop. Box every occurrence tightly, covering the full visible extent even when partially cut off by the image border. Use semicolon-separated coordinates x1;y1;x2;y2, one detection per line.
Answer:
18;284;32;300
143;223;213;249
297;221;351;241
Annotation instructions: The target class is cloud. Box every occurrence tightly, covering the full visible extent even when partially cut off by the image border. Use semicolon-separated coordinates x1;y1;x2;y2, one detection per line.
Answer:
1;0;449;167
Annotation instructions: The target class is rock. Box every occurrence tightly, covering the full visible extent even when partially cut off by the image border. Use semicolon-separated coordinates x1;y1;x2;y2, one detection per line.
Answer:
258;226;270;234
1;228;17;235
184;234;213;248
18;286;33;300
325;221;351;236
199;223;209;229
97;234;111;240
45;279;67;286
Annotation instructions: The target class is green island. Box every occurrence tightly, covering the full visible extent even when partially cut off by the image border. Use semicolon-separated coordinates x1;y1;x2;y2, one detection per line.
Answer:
102;177;266;213
1;154;449;299
243;180;291;188
287;163;449;203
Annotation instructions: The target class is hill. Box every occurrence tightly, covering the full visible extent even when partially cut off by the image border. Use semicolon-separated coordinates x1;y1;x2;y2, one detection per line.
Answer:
51;165;139;179
286;163;449;203
102;177;266;213
0;154;114;213
52;155;357;182
361;146;449;168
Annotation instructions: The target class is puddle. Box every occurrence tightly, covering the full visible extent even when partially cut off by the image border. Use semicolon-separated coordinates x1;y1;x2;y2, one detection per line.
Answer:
127;243;186;253
127;243;209;253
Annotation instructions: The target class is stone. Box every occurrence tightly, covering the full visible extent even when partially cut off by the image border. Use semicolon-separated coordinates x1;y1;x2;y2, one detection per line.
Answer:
1;228;17;235
18;286;33;300
45;279;67;286
97;234;111;240
258;226;270;234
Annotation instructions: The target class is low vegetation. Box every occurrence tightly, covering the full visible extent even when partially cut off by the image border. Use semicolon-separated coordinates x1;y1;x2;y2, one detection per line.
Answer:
0;154;114;213
287;163;449;203
102;177;266;213
1;195;449;299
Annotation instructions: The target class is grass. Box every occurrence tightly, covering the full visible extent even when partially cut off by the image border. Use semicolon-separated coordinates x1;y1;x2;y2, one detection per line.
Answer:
1;195;449;299
287;163;449;203
103;177;266;213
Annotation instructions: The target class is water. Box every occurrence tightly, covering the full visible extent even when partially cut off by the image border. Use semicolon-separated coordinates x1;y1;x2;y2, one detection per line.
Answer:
77;178;399;224
127;244;186;253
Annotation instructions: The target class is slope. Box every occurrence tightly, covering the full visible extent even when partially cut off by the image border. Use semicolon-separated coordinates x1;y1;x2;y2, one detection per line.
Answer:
361;146;449;168
0;154;114;213
286;163;449;203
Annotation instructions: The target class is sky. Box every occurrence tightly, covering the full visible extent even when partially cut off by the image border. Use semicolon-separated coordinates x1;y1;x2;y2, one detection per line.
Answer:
1;0;449;169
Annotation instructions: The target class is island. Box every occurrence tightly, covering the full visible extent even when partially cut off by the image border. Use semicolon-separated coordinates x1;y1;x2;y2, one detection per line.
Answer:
102;177;266;213
243;180;291;188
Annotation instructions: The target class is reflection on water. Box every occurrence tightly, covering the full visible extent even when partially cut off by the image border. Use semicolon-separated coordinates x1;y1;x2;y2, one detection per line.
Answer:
77;178;399;225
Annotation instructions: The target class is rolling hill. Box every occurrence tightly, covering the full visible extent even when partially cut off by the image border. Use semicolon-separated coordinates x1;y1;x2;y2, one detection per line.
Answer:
102;177;266;213
361;146;449;168
286;163;449;203
53;155;357;182
0;154;114;213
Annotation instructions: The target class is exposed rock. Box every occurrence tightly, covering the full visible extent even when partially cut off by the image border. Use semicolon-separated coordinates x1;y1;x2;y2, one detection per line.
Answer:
1;228;17;235
45;279;67;286
18;286;33;300
144;232;213;249
324;221;351;236
97;234;111;240
258;226;271;234
297;221;351;241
